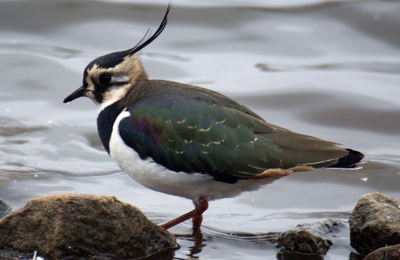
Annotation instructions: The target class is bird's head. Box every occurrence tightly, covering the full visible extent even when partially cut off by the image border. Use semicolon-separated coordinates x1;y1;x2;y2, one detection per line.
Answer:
63;4;171;110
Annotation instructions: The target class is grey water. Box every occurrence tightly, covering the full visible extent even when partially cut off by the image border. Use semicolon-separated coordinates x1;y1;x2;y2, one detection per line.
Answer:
1;1;400;259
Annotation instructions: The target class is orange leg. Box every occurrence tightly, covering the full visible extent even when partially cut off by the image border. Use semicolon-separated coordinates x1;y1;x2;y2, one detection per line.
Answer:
160;197;209;230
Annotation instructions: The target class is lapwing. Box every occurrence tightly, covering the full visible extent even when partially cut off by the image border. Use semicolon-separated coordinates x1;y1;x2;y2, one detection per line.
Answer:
64;5;364;230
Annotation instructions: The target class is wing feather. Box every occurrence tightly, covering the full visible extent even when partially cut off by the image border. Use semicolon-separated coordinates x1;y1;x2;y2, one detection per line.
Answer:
118;82;350;182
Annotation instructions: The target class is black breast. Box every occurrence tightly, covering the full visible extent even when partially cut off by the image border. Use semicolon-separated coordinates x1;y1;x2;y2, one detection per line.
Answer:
97;102;125;154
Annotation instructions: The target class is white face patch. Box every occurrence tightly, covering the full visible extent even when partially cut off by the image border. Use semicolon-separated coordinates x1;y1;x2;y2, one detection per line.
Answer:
98;84;131;112
112;75;130;83
82;54;146;111
85;74;96;92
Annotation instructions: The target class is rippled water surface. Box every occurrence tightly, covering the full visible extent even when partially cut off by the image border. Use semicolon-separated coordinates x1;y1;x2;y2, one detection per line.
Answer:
1;1;400;259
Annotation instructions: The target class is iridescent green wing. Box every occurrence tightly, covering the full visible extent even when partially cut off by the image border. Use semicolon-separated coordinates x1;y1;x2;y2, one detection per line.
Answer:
118;93;285;182
118;82;349;182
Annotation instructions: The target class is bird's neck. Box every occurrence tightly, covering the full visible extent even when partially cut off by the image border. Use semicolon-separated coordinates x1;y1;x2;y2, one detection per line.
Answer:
97;101;126;154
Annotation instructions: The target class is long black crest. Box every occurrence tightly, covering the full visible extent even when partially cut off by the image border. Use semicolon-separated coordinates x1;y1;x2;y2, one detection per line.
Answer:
128;3;172;55
84;4;172;70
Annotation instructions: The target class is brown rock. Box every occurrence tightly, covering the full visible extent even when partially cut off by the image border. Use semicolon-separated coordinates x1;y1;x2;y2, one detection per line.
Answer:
363;244;400;260
277;219;343;255
0;194;176;260
276;252;324;260
348;251;365;260
349;192;400;255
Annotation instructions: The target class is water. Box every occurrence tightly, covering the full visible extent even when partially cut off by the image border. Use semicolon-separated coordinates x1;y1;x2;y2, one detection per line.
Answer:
1;1;400;259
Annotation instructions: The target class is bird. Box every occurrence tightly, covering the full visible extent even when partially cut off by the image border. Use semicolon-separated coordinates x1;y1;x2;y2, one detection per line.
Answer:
63;5;363;230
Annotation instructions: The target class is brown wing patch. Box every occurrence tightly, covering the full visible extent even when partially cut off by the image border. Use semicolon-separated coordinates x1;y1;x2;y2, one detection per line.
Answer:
249;166;315;179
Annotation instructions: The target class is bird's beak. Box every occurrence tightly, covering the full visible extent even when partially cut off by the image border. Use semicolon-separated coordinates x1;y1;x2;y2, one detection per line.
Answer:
63;86;88;103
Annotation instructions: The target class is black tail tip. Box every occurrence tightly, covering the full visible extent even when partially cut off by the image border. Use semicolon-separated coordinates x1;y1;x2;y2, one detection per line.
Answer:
329;149;364;168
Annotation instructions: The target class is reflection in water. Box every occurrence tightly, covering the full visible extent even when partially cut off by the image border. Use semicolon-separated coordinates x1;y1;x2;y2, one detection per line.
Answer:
189;229;205;257
143;52;191;62
0;42;90;59
235;91;400;135
202;227;280;245
255;211;351;221
175;228;280;259
0;42;193;63
175;230;206;259
256;62;400;74
0;117;48;137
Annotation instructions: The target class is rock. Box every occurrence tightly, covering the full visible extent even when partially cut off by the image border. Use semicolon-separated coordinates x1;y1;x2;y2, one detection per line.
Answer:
0;194;176;260
0;199;12;219
348;252;365;260
277;219;344;255
349;192;400;255
276;252;324;260
363;244;400;260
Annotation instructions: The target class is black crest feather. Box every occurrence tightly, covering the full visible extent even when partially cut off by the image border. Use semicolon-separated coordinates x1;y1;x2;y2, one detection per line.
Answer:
128;3;172;55
85;3;172;70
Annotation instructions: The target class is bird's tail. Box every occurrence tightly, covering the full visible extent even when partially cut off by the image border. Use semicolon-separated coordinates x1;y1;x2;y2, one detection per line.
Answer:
328;149;364;168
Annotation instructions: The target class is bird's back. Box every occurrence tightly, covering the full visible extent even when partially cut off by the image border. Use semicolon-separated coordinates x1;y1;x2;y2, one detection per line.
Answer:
112;79;362;183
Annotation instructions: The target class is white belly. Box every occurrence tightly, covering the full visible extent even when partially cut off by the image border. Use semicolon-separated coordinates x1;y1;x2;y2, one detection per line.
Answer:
109;111;280;202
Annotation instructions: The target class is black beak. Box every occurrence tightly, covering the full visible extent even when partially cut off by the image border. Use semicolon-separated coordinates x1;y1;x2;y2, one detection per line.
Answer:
63;86;88;103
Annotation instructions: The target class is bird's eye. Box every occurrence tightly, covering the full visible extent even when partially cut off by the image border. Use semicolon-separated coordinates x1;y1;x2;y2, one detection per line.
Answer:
99;74;112;84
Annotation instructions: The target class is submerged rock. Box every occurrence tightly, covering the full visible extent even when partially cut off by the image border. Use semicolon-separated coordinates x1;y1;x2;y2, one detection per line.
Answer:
363;244;400;260
0;194;176;260
277;219;343;255
349;192;400;255
0;199;12;219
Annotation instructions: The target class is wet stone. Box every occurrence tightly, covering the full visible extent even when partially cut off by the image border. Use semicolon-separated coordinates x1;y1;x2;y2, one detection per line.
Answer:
0;194;176;260
349;192;400;255
363;244;400;260
0;198;12;219
277;219;344;255
276;252;324;260
348;251;365;260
